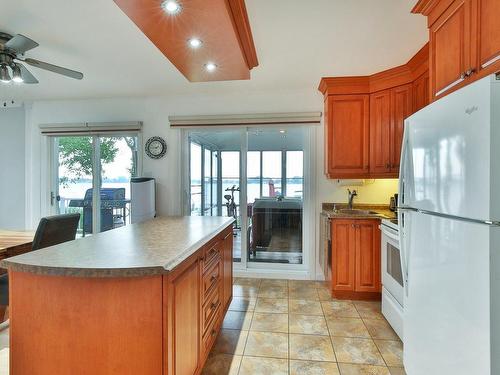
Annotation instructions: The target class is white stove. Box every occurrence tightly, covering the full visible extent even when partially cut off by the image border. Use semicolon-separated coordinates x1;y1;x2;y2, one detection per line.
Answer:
380;217;403;340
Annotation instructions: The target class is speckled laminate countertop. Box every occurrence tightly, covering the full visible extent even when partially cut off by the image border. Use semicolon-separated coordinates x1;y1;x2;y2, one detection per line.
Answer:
321;203;396;220
0;216;234;278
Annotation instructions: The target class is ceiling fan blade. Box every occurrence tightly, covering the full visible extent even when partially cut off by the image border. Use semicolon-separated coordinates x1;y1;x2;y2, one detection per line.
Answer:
5;34;39;54
18;63;38;84
24;58;83;80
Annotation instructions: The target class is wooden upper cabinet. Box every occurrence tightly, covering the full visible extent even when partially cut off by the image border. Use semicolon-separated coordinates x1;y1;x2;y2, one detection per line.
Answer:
391;84;413;173
413;71;430;112
478;0;500;68
429;0;475;97
369;84;413;177
326;95;370;178
320;44;428;179
369;90;392;175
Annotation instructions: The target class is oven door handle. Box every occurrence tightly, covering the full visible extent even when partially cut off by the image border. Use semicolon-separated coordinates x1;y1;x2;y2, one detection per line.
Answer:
379;226;400;242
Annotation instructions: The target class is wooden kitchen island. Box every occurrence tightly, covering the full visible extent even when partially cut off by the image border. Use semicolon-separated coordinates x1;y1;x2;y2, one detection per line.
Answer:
0;216;234;375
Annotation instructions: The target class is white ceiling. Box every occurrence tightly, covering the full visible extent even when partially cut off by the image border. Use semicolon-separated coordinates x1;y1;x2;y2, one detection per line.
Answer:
0;0;427;101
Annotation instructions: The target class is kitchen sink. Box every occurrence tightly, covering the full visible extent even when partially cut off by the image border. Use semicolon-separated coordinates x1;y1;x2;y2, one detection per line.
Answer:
335;209;380;215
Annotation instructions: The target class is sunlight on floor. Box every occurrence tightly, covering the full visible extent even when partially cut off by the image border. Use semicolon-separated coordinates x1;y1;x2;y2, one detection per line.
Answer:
0;328;9;375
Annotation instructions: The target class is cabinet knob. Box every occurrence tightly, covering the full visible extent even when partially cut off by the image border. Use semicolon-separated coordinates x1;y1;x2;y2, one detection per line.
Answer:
211;329;217;337
385;163;390;169
211;302;218;310
464;68;476;78
211;275;218;282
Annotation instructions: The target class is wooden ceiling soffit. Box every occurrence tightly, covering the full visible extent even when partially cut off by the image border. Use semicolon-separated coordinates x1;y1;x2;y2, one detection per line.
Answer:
319;42;429;95
113;0;259;82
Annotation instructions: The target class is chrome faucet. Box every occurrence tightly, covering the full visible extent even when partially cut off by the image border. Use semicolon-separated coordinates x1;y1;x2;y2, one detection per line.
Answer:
347;189;358;210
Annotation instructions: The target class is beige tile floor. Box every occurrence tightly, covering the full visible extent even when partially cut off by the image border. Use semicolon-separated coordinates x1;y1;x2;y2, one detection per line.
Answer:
203;278;406;375
0;278;405;375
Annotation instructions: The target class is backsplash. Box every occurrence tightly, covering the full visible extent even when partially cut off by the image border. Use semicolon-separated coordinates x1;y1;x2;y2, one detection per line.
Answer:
319;179;399;205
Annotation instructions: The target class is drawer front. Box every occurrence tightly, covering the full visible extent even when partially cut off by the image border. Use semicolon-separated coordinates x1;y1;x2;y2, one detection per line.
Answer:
202;306;221;357
202;286;222;335
202;241;222;272
202;258;222;297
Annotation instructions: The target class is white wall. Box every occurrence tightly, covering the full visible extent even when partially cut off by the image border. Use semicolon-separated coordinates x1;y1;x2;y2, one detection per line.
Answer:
23;88;399;279
0;107;26;229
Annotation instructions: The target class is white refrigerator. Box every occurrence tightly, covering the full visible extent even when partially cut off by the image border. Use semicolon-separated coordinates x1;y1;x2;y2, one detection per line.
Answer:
398;74;500;375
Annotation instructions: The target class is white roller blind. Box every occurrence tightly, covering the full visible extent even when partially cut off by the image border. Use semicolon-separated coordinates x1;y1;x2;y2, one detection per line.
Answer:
168;112;322;128
39;121;142;135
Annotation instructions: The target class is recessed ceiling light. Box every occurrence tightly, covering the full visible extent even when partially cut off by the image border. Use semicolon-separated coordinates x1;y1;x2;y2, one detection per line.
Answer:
205;62;217;72
188;38;203;49
162;0;181;14
279;130;286;134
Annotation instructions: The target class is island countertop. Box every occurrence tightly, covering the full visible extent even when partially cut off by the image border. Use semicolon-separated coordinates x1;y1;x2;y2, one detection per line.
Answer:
0;216;234;277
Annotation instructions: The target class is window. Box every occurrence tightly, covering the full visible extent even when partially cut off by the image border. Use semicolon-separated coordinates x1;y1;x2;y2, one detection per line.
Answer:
53;134;139;236
262;151;282;197
190;142;202;216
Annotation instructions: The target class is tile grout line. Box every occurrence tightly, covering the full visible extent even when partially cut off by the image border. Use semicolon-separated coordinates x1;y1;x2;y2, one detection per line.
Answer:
353;302;391;370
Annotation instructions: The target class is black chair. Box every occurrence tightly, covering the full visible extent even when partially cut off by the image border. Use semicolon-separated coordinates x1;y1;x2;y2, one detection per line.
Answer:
0;213;80;309
31;213;81;251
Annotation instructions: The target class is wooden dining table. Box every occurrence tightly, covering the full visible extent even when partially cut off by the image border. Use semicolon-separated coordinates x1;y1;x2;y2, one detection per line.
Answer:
0;230;35;274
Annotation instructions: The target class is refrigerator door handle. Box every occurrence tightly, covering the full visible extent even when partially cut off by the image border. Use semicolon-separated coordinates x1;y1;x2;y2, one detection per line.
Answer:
398;122;409;208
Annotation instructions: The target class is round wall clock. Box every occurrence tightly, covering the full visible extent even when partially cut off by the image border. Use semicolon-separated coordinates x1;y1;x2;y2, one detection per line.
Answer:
145;136;167;159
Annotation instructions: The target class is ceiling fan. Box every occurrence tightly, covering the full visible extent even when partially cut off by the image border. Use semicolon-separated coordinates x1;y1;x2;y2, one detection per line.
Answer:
0;32;84;84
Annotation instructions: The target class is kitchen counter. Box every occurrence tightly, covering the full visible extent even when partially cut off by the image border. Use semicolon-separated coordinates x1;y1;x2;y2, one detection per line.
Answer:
0;216;234;277
321;203;396;220
4;216;235;375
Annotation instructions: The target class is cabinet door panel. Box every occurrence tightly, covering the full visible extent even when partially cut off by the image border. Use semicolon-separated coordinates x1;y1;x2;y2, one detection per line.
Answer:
413;72;430;113
430;0;471;96
391;84;413;173
326;95;370;177
170;259;200;375
222;231;233;309
354;221;381;293
332;220;355;291
478;0;500;68
369;90;392;175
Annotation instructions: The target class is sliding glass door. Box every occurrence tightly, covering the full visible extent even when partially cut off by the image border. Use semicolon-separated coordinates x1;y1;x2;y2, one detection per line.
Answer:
247;129;304;265
52;134;139;236
185;127;307;270
188;130;244;262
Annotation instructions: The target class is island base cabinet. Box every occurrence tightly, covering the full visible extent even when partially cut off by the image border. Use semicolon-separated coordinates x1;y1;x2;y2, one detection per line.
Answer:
9;272;164;375
164;254;201;375
8;225;234;375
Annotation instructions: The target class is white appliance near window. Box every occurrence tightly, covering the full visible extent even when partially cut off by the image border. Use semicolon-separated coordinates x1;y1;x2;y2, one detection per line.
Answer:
399;74;500;375
131;177;156;223
380;218;403;340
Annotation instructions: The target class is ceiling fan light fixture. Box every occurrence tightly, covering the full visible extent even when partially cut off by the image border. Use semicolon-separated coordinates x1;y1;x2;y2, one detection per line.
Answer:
0;64;11;83
11;64;24;83
162;1;181;14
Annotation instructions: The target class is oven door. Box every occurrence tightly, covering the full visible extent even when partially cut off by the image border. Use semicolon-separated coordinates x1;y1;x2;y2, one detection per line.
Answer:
381;224;404;306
